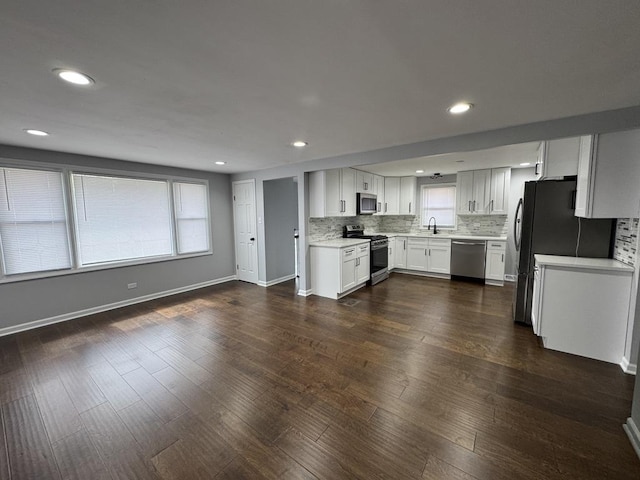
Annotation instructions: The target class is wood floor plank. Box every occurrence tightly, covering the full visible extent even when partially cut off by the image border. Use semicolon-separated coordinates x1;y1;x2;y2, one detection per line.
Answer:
51;428;111;480
0;408;10;480
80;402;138;462
3;394;60;479
56;360;107;413
34;377;83;443
122;366;188;423
117;399;179;458
154;347;212;385
87;361;141;411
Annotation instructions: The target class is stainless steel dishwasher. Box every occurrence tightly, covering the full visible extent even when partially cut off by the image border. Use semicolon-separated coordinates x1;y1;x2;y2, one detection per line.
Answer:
451;240;486;280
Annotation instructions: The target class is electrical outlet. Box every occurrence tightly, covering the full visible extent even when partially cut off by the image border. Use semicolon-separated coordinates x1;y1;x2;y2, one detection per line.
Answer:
127;282;137;289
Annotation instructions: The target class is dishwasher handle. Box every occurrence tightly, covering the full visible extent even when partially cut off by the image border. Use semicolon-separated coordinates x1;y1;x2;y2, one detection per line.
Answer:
452;241;486;246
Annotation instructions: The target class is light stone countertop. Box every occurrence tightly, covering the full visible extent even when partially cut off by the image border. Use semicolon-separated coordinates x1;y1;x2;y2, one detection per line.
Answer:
374;232;508;242
309;238;371;248
534;254;634;272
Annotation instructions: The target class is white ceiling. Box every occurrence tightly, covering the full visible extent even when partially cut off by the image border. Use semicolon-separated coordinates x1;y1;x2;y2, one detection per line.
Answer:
1;1;640;174
357;142;540;177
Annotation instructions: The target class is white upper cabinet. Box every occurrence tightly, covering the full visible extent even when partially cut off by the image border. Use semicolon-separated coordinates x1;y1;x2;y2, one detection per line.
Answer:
309;168;357;217
355;170;374;193
535;137;581;180
373;174;385;214
384;176;416;215
399;176;417;215
489;167;511;215
384;177;400;215
575;129;640;218
456;171;474;214
456;169;496;214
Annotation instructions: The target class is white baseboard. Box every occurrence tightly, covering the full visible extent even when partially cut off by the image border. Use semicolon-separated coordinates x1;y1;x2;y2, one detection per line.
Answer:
297;288;313;297
0;275;237;338
257;274;296;287
624;417;640;460
620;356;637;375
504;274;516;282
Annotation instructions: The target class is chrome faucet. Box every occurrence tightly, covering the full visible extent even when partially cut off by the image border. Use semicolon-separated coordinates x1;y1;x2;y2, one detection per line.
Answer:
428;216;438;234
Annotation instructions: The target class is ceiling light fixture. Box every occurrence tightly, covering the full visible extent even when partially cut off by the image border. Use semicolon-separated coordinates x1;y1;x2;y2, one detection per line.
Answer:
215;161;226;165
292;141;308;148
53;68;95;86
24;129;49;136
416;170;424;174
520;162;531;166
447;102;473;114
430;173;443;180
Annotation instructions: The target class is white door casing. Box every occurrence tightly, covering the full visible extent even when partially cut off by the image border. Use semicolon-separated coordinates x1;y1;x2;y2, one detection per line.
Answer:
233;180;258;284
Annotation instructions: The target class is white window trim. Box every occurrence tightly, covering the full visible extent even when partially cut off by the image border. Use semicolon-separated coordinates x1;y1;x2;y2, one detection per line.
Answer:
419;183;457;230
0;158;213;285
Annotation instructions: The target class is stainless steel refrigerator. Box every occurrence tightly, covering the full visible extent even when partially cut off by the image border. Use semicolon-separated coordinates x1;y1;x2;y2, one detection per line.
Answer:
513;179;614;325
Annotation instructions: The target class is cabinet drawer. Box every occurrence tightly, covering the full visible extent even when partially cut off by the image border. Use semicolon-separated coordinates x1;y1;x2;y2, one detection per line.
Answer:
487;241;506;250
342;247;357;260
428;238;451;247
357;243;370;256
407;237;428;246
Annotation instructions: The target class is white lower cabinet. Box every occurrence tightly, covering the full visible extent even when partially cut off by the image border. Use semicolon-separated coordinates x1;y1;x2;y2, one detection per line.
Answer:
399;237;451;275
427;238;451;274
311;242;370;299
485;241;506;285
532;255;633;365
387;237;395;270
407;238;429;271
394;236;407;269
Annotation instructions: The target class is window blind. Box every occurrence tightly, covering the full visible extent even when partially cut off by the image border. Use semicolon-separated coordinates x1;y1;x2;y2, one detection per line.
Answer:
421;185;456;228
0;167;72;275
173;182;210;254
72;174;173;265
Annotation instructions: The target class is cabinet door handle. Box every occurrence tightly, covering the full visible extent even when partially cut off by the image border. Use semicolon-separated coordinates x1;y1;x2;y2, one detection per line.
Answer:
501;254;504;262
409;202;412;213
468;200;472;212
473;200;476;212
429;249;431;256
404;240;406;250
364;182;368;190
424;248;427;256
377;202;381;212
490;199;494;212
356;257;359;266
385;202;388;213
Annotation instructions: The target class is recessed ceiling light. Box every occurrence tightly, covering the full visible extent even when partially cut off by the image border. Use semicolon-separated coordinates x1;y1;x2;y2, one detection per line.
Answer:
53;68;95;86
292;141;308;148
416;170;424;174
447;102;473;114
520;162;531;166
215;161;226;165
24;129;49;136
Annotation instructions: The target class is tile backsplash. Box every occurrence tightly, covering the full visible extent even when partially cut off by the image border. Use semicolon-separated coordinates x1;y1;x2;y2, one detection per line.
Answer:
614;218;638;267
308;214;508;242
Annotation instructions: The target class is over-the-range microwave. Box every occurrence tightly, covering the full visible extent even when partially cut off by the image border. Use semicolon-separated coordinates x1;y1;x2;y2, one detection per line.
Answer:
357;192;378;215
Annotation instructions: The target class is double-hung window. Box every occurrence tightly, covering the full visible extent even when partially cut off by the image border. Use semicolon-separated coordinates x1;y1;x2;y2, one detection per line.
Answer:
71;173;174;266
421;184;456;229
0;167;72;275
0;163;211;281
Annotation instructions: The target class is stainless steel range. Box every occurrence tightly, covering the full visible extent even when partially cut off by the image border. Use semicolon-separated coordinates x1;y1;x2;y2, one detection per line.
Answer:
343;225;389;285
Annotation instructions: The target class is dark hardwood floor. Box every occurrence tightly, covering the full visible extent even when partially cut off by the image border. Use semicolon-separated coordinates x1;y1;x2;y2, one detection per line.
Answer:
1;273;639;479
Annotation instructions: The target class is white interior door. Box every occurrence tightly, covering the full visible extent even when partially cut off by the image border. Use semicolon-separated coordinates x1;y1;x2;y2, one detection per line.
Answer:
233;180;258;284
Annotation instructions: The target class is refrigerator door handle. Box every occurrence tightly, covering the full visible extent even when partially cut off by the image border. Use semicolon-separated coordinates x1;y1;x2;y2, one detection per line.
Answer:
514;198;523;251
571;190;576;210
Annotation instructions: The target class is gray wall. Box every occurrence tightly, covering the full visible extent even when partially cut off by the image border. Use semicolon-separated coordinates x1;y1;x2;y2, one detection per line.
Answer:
506;167;537;275
263;177;298;282
0;145;235;330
